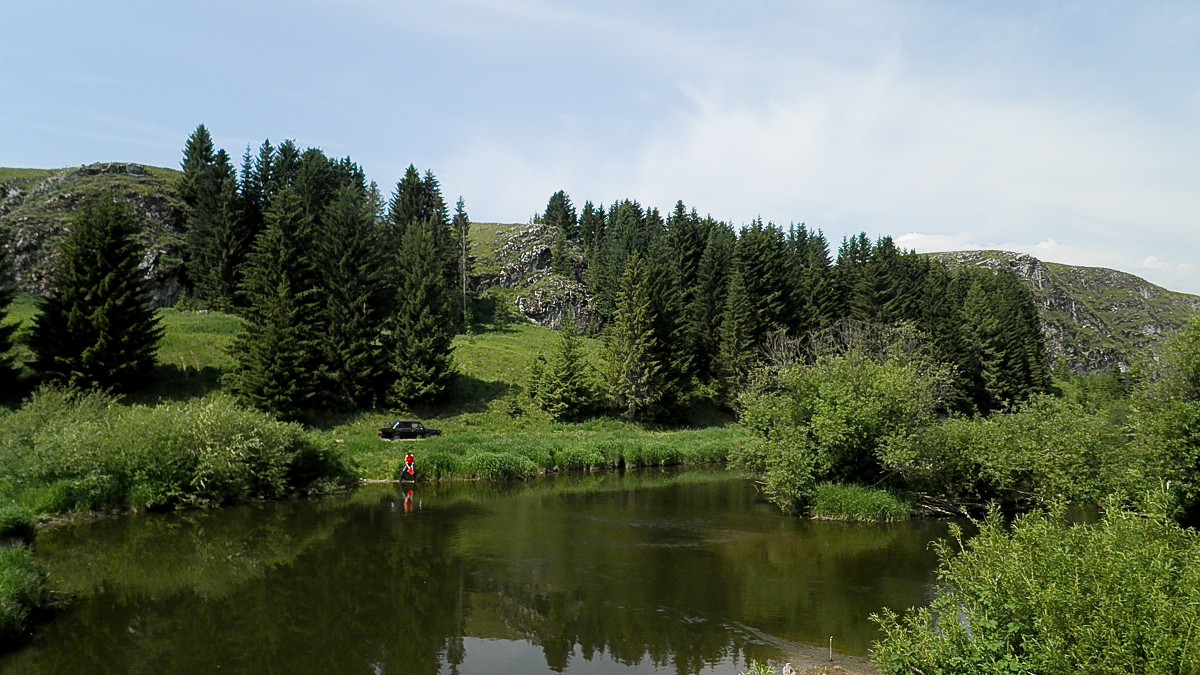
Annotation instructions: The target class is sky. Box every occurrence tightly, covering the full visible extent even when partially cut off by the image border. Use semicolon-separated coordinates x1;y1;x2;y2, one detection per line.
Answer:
3;1;1200;293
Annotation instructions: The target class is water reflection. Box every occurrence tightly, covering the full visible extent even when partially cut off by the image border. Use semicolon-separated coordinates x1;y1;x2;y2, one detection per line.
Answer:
1;470;952;674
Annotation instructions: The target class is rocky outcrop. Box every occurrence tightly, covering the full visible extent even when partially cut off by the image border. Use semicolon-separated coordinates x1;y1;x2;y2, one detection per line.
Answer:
482;223;598;330
936;251;1200;374
0;163;185;307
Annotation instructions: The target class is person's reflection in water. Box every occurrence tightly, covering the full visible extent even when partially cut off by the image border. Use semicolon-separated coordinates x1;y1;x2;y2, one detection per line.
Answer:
404;489;414;514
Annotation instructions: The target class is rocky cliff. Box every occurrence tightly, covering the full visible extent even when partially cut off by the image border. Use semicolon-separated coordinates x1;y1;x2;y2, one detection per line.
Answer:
935;250;1200;374
0;163;186;307
474;222;600;331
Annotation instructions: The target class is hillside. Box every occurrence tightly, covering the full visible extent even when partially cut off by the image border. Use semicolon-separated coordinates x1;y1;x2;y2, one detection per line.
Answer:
935;251;1200;374
4;164;1197;375
0;163;185;306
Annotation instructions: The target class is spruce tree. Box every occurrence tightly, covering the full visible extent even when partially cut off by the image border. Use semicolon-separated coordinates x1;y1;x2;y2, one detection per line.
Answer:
535;316;594;420
717;266;756;401
228;189;326;419
178;123;216;211
317;185;390;409
452;197;474;329
646;236;693;415
602;254;663;421
542;190;578;240
187;149;248;310
579;201;605;254
30;196;162;391
689;222;736;381
386;218;456;406
269;140;301;195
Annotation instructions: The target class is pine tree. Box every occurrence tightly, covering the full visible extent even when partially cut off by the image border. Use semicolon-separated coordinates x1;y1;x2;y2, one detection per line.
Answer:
535;316;594;420
689;222;736;381
602;254;663;421
317;185;390;409
452;197;474;329
717;266;756;401
646;236;693;415
178;123;216;211
802;229;839;331
271;140;301;194
542;190;577;240
30;196;162;391
386;219;456;406
228;189;326;419
579;201;605;254
187;149;248;310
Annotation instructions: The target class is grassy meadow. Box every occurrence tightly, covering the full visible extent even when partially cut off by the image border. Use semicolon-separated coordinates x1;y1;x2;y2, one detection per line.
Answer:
2;294;748;497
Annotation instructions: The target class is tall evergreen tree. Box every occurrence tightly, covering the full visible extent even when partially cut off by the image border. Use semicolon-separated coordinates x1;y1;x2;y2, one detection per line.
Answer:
579;201;605;254
735;220;792;345
271;140;301;194
385;218;456;406
317;185;390;409
535;316;595;421
228;190;326;419
30;196;162;391
178;123;216;211
646;236;694;415
452;197;474;329
717;266;756;401
802;229;839;331
689;222;736;381
542;190;578;240
187;149;248;310
602;254;663;421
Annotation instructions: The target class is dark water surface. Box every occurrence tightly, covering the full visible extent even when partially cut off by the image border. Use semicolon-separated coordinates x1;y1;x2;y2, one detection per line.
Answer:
2;470;952;674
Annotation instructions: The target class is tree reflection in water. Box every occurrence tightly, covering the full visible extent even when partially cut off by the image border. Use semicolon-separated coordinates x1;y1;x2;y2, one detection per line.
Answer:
2;470;950;674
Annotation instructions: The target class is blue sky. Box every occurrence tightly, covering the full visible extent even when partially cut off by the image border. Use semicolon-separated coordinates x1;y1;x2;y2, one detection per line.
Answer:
4;1;1200;293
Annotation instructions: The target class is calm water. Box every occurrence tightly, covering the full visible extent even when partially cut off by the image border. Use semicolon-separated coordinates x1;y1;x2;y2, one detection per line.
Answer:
1;470;953;674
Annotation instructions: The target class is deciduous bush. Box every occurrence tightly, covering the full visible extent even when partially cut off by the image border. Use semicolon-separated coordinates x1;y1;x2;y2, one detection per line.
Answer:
872;502;1200;674
0;389;353;514
732;347;952;513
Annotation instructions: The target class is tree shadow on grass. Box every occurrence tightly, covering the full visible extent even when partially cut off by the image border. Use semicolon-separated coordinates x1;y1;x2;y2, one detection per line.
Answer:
125;364;227;404
411;372;513;418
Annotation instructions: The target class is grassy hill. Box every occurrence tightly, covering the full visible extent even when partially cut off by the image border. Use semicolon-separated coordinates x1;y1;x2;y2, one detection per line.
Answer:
935;251;1200;374
0;163;185;304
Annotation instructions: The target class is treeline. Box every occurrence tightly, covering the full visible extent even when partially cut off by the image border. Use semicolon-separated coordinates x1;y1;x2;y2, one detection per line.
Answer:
530;190;1049;421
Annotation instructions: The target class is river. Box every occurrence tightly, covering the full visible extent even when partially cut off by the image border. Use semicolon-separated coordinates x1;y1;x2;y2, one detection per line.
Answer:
1;469;953;674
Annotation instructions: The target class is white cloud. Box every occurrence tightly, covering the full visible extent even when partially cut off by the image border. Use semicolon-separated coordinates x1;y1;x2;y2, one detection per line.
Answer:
1140;256;1170;271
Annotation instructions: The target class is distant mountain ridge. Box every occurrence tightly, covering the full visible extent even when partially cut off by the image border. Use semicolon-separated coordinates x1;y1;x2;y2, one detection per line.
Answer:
934;250;1200;374
2;164;1196;375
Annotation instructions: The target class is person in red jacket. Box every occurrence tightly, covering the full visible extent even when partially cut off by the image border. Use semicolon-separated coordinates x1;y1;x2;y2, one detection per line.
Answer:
404;452;416;477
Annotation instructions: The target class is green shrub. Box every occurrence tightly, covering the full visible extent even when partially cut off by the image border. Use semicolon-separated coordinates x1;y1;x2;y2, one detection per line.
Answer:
810;483;910;522
872;504;1200;674
0;506;35;544
553;446;605;471
460;452;538;480
0;546;49;648
0;390;353;515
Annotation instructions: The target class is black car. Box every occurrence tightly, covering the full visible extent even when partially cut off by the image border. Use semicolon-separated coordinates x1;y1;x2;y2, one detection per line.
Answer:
378;420;442;440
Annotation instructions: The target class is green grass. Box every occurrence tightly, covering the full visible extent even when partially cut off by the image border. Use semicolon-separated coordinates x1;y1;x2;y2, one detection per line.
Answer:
0;545;48;649
810;483;911;522
470;222;522;276
4;296;746;487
